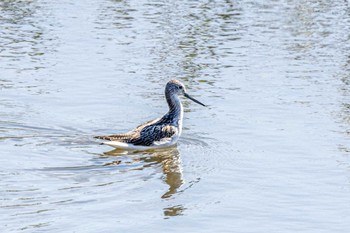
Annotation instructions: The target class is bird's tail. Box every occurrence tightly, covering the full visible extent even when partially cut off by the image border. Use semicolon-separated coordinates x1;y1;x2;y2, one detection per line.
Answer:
93;134;131;141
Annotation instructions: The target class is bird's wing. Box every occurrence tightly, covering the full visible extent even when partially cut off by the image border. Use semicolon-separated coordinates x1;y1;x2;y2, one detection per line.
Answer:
94;125;176;146
93;118;161;141
128;124;177;146
128;118;161;134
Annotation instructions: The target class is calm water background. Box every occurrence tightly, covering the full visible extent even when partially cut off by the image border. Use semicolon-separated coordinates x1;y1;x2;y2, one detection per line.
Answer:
1;0;350;232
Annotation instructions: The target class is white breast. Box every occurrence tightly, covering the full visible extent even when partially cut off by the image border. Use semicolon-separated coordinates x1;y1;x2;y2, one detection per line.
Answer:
178;106;183;136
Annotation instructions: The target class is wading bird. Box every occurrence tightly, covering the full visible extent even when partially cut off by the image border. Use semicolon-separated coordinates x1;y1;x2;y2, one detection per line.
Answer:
94;80;206;150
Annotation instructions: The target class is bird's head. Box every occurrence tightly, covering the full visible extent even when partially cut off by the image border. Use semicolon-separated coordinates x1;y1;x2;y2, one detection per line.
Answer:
165;80;206;107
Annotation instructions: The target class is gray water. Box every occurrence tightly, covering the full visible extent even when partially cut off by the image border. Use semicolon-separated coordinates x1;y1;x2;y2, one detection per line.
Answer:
1;0;350;232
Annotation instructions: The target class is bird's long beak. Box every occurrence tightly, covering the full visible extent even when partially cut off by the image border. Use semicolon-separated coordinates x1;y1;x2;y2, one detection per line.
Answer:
184;93;206;107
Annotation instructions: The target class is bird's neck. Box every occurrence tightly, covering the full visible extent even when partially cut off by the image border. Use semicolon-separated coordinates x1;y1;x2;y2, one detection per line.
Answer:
166;91;183;118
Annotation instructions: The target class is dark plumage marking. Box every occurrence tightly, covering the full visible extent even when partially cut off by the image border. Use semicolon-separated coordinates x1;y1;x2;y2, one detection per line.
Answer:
94;117;177;146
94;134;130;141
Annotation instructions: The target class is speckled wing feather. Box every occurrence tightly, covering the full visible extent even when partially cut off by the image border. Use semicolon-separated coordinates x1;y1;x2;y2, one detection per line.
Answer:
127;118;160;134
93;118;159;141
93;133;131;141
93;118;177;146
128;124;177;146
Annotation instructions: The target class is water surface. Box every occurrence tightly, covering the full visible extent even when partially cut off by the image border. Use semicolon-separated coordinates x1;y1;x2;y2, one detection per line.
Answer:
1;0;350;232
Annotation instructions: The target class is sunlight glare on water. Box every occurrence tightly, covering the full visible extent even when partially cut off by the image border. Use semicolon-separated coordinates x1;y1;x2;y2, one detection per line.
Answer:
1;0;350;232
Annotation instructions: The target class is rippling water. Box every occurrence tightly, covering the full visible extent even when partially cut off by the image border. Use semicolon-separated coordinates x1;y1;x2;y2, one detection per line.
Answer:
1;0;350;232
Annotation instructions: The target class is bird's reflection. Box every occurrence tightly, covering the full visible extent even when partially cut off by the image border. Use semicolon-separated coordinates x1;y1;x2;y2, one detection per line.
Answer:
102;146;184;199
163;205;186;218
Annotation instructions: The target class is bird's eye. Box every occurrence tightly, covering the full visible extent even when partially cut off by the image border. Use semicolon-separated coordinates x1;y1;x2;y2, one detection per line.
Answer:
179;86;183;89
